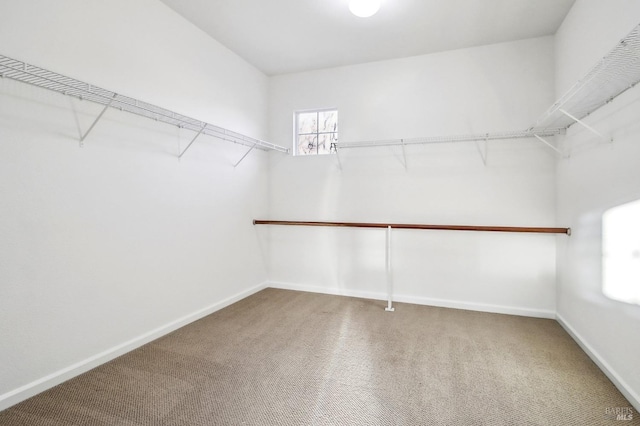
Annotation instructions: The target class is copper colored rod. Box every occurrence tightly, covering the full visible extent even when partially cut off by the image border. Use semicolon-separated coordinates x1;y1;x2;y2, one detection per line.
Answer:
253;220;570;235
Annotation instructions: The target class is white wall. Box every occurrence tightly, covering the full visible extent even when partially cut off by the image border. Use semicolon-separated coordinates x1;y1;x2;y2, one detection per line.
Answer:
266;38;560;317
0;0;270;409
5;0;637;414
554;0;640;409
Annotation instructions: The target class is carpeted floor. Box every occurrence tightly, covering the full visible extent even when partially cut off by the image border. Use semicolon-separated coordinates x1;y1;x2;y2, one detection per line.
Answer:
0;288;636;425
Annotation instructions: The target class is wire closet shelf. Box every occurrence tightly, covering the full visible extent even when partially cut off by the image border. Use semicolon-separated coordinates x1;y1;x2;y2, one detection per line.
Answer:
533;22;640;132
338;22;640;150
0;54;289;154
337;129;563;149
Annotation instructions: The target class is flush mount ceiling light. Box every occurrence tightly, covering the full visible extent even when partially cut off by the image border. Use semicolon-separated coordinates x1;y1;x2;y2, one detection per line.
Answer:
349;0;381;18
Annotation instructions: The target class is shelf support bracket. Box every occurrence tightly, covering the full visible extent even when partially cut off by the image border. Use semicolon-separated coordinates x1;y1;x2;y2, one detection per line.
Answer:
400;139;408;171
234;142;258;168
533;134;564;156
334;147;343;171
559;109;612;142
80;94;117;146
475;135;488;166
178;124;207;159
385;225;395;312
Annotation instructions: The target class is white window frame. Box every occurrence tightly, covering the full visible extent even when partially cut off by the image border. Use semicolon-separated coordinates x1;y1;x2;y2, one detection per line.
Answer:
294;108;338;156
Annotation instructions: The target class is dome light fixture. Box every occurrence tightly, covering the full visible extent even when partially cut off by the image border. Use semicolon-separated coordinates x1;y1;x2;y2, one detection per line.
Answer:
349;0;381;18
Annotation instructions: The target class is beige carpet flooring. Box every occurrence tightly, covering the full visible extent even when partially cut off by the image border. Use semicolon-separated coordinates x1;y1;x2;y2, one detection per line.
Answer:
0;288;636;425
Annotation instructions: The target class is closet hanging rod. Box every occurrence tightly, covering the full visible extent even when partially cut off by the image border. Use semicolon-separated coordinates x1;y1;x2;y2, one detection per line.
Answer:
253;220;570;235
0;54;289;153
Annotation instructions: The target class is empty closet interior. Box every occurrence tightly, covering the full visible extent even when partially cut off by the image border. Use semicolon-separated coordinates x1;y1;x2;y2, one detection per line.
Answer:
1;0;639;423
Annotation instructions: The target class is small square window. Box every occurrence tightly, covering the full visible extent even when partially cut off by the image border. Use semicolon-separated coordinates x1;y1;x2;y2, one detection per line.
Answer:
295;109;338;155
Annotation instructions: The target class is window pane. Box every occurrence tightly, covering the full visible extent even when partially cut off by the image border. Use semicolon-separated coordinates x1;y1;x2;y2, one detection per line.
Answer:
319;110;337;133
317;133;331;155
294;109;337;156
297;112;317;135
603;198;640;305
297;135;317;155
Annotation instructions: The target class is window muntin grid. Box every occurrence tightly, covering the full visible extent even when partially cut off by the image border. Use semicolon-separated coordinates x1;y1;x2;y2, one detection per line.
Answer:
295;109;338;155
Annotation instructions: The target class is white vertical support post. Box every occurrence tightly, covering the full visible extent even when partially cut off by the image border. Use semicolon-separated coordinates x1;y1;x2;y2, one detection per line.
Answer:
385;225;395;312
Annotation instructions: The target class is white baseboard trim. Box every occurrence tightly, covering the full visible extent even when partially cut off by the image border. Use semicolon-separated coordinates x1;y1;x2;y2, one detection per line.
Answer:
267;281;555;319
393;293;556;319
0;281;268;412
556;313;640;411
268;281;388;303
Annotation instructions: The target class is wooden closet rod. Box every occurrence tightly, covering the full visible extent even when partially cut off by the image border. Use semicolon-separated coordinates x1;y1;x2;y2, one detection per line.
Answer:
253;220;571;235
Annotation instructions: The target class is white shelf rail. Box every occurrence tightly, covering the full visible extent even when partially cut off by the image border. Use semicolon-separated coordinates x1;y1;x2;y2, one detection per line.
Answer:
336;129;563;150
0;54;289;155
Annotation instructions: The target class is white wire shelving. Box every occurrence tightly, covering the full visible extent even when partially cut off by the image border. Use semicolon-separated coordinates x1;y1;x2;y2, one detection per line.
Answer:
0;54;289;156
532;23;640;134
333;129;564;171
337;129;563;149
2;22;639;161
336;22;640;156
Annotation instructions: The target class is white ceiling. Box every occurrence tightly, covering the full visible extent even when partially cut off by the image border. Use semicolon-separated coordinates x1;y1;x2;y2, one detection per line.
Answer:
160;0;576;76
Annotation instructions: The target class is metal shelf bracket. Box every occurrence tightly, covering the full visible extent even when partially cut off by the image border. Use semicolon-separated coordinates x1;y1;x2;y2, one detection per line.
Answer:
400;138;408;171
559;109;612;143
234;142;258;167
334;148;343;171
178;124;207;159
80;93;117;146
475;135;488;166
533;134;565;157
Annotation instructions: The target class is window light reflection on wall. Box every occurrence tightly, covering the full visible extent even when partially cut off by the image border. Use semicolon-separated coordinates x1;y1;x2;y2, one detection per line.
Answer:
602;198;640;306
